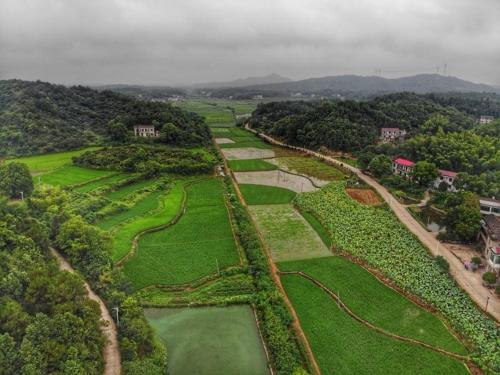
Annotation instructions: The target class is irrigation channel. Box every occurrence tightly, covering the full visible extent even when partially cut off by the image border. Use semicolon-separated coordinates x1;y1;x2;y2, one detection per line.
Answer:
216;129;474;375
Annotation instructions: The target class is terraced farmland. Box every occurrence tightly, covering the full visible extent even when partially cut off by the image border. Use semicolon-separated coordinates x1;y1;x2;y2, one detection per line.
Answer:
38;165;114;186
123;178;241;289
240;184;296;205
228;159;277;172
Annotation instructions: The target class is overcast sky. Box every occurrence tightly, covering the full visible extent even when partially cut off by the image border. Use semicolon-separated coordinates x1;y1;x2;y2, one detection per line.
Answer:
1;0;499;86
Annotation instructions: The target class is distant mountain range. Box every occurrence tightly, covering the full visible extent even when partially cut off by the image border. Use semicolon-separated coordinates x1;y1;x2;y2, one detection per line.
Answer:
190;73;292;89
235;74;497;95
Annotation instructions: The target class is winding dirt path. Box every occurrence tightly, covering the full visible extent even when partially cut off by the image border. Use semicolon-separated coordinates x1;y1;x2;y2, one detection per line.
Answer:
248;125;500;322
51;248;121;375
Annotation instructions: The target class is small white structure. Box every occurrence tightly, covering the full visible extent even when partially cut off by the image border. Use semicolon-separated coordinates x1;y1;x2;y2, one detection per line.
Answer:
479;115;494;124
133;125;159;138
480;197;500;216
381;128;407;141
252;94;263;100
433;169;458;192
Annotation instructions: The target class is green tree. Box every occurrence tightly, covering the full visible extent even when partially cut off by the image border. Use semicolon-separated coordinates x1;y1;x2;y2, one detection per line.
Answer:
0;162;34;199
412;161;439;187
108;118;129;143
368;155;393;177
444;192;481;241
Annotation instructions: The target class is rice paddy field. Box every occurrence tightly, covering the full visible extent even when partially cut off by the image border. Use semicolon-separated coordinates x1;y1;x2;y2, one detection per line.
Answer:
38;165;114;186
271;156;347;181
240;184;296;205
122;178;240;288
281;275;468;375
145;305;270;375
228;159;277;172
73;173;131;193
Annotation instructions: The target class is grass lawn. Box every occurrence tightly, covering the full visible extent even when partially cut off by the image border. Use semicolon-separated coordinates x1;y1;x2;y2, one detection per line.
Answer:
281;275;468;375
273;156;346;181
122;178;240;288
8;147;100;174
240;184;296;205
250;204;332;261
109;180;186;262
74;173;131;193
278;257;466;354
228;159;277;172
97;190;163;231
38;165;113;187
145;305;269;375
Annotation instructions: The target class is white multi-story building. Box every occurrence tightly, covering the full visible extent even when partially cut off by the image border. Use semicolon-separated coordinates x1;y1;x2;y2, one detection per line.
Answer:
480;197;500;217
381;128;407;141
479;115;494;124
133;125;160;138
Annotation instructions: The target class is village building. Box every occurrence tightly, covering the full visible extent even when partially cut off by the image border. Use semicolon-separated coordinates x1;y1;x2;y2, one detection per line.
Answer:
480;197;500;217
381;127;407;141
433;169;458;192
479;115;494;124
133;124;160;138
479;215;500;275
392;157;414;177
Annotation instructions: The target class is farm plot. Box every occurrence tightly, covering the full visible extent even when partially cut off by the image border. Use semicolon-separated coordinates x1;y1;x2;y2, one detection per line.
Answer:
38;165;113;187
281;275;469;375
269;156;346;182
176;100;235;127
74;173;131;193
228;159;277;172
222;148;275;160
240;184;296;205
234;170;317;193
145;305;269;375
250;204;331;261
122;178;240;288
8;146;100;174
294;182;498;367
105;179;157;200
278;257;466;354
109;180;185;262
215;138;235;144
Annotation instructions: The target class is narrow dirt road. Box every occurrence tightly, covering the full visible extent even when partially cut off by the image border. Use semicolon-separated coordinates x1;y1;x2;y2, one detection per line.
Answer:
50;248;121;375
249;126;500;322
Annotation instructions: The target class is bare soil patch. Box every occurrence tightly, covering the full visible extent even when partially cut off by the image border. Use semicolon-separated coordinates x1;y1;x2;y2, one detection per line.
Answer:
234;170;317;193
215;137;236;144
222;148;275;160
346;188;381;205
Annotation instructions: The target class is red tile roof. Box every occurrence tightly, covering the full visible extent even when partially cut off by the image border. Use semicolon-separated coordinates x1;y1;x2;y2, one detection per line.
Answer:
494;247;500;254
439;169;457;178
382;127;401;131
394;158;415;167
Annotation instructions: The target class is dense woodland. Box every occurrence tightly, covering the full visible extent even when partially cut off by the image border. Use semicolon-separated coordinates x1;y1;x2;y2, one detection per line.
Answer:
0;80;210;156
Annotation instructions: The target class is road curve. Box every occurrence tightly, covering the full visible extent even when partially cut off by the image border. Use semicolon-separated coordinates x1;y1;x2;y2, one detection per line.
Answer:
51;248;121;374
248;125;500;322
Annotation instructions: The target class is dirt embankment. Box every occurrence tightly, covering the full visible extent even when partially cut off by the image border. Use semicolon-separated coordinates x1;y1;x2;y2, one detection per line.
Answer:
346;188;381;205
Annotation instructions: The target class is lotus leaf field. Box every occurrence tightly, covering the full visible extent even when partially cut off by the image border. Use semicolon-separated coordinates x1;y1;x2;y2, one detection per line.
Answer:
295;182;499;372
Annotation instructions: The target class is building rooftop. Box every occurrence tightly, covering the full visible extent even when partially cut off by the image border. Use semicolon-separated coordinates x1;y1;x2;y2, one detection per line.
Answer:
394;158;415;167
480;197;500;205
381;127;401;131
483;214;500;240
438;169;457;178
134;124;155;128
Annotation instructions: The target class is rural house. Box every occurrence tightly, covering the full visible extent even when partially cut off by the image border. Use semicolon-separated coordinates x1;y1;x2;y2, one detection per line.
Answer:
133;124;160;138
380;127;406;141
480;197;500;217
479;215;500;275
392;157;414;177
433;169;457;192
479;115;494;124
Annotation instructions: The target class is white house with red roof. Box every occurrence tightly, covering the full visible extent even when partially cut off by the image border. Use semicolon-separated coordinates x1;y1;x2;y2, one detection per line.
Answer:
392;157;414;177
433;169;458;192
381;127;406;141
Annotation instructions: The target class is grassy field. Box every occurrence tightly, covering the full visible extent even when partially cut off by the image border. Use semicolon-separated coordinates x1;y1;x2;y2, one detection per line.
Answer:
281;275;468;375
145;305;269;375
212;127;249;138
228;159;277;172
273;156;346;181
279;257;466;354
250;204;332;261
109;180;186;262
8;147;100;174
74;173;131;193
176;100;235;127
240;184;296;205
38;165;113;187
123;178;240;288
213;127;272;149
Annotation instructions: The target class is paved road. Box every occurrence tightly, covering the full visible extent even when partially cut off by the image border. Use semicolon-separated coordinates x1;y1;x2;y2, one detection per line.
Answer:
51;248;122;374
250;126;500;322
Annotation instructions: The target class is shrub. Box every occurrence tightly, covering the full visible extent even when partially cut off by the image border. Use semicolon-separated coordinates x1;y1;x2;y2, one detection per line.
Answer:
435;256;449;273
471;257;482;266
482;272;497;285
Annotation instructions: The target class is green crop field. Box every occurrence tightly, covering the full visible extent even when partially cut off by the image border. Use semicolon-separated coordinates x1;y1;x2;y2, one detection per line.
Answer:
74;173;131;193
104;179;156;200
228;159;277;172
279;257;466;353
97;190;164;231
145;305;269;375
38;165;113;187
109;180;186;262
212;127;250;138
281;275;468;375
250;204;331;261
240;184;296;205
273;156;346;181
8;147;100;174
176;100;235;127
122;178;240;288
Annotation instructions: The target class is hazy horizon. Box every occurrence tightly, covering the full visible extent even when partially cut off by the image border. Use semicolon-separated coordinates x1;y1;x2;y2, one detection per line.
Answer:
1;0;499;86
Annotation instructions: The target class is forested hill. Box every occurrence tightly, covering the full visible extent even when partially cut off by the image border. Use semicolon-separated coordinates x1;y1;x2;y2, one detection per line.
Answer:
0;79;210;156
250;93;474;151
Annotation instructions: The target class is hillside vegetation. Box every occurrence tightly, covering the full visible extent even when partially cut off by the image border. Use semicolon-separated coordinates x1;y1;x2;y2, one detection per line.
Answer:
0;79;210;156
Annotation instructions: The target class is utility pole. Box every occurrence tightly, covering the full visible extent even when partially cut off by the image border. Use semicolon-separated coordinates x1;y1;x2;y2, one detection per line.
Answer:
20;191;24;201
112;307;120;327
